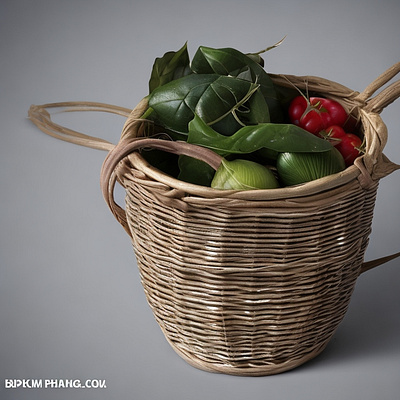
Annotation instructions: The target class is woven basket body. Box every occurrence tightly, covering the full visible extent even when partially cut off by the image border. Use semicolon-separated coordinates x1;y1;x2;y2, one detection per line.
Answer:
28;63;400;376
120;163;378;375
103;70;399;376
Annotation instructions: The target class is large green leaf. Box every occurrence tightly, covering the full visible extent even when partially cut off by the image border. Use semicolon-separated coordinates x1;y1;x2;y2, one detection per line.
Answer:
191;46;283;122
187;115;333;157
148;43;191;93
148;74;261;135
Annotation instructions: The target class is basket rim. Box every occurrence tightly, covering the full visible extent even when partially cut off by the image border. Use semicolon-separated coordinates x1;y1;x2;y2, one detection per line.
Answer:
126;151;362;200
119;87;365;201
112;68;399;201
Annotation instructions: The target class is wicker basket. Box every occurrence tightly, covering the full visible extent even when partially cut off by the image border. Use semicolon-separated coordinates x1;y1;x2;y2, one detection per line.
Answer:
29;63;400;376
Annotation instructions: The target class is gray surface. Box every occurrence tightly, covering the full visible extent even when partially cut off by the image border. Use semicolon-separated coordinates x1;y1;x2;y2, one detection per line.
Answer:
1;0;400;399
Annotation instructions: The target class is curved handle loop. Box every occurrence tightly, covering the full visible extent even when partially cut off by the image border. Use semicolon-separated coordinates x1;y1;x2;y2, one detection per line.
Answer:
365;79;400;114
100;137;223;235
28;101;133;151
356;61;400;109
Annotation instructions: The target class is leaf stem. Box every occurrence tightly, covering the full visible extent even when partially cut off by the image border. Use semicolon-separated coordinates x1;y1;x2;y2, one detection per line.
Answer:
250;35;287;56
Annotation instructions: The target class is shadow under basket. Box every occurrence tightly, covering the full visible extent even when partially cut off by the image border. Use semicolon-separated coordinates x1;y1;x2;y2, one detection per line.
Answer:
28;63;400;376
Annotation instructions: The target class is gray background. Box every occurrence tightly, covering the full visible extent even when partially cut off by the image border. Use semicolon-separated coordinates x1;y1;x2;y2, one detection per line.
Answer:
1;0;399;399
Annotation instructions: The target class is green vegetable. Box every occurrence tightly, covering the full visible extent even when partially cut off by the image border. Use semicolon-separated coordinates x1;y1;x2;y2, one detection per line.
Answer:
178;156;215;186
191;46;283;122
276;147;346;186
187;114;333;156
144;42;343;189
177;115;332;186
211;159;279;190
149;43;191;93
148;74;262;136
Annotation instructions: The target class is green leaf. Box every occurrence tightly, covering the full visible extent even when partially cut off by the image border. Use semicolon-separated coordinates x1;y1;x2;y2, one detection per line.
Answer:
148;74;260;135
177;155;215;186
273;83;302;109
187;115;333;157
141;149;180;178
238;88;270;124
149;43;191;93
191;46;283;122
210;88;270;136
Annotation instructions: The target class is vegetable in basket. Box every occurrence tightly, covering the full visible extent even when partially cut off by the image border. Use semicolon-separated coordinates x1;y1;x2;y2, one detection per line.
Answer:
288;95;348;135
181;114;336;186
276;147;346;186
211;159;280;190
321;125;363;166
148;74;265;137
142;41;353;188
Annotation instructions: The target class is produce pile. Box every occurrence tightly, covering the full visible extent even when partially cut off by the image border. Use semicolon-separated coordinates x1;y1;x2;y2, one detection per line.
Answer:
139;42;363;190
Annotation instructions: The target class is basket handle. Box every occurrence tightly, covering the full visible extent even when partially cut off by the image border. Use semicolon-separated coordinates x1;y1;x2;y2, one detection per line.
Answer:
28;101;136;151
360;251;400;274
356;61;400;113
352;62;400;185
356;64;400;272
100;137;223;235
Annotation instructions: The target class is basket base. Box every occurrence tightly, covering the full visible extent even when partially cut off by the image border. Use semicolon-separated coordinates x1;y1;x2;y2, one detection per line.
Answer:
165;336;330;377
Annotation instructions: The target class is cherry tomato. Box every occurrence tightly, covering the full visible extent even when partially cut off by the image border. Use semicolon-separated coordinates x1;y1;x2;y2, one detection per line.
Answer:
335;133;362;166
322;125;346;143
288;96;348;135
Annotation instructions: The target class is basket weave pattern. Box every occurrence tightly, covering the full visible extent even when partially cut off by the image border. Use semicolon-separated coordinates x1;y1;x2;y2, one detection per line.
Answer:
119;160;378;375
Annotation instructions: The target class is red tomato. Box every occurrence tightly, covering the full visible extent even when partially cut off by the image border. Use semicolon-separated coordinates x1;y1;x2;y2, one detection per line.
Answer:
288;96;348;135
335;133;362;166
322;125;346;142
